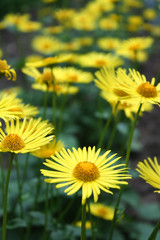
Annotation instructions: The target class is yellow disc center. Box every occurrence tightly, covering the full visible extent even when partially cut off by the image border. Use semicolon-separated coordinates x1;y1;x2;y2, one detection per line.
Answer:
73;161;100;182
1;134;25;151
137;82;157;98
41;72;53;83
0;60;9;71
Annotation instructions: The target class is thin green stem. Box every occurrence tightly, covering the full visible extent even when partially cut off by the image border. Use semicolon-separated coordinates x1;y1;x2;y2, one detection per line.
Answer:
107;111;121;150
51;69;56;134
0;153;4;203
87;200;96;240
43;85;49;120
97;102;119;149
2;153;15;240
108;103;142;240
148;218;160;240
42;183;49;240
81;202;86;240
57;90;68;137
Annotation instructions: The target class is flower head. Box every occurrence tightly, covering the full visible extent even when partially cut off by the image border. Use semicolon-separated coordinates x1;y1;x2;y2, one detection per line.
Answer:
89;203;114;220
0;59;16;81
41;146;131;204
136;157;160;193
0;118;54;153
31;139;64;158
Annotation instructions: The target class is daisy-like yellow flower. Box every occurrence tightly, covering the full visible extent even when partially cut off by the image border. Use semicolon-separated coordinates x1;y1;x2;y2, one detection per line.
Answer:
25;55;71;68
0;118;54;153
53;67;93;84
32;82;79;95
99;17;119;31
31;138;64;158
41;146;131;204
116;37;153;62
17;20;42;32
0;59;16;81
89;203;114;220
77;52;123;68
95;67;160;106
0;93;22;121
22;67;53;86
136;157;160;193
114;68;160;106
31;35;64;55
100;90;153;120
8;102;39;118
97;38;121;51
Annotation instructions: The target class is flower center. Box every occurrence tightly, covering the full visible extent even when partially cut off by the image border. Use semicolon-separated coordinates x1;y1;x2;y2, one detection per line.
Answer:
97;208;108;216
1;134;25;151
41;72;53;83
72;161;100;182
0;60;9;71
95;59;106;67
136;82;157;98
113;88;129;97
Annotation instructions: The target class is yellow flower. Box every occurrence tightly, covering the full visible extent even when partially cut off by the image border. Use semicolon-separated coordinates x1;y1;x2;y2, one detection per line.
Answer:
31;82;79;95
136;157;160;193
31;35;64;55
99;17;119;31
143;8;156;20
17;20;42;32
25;55;71;68
113;68;160;106
116;37;153;62
22;67;53;85
31;139;64;158
41;146;131;204
72;10;96;31
0;93;22;121
2;13;30;28
100;91;153;120
43;26;63;34
0;59;16;81
95;67;129;106
89;203;114;220
97;38;121;51
53;67;93;84
53;9;75;27
25;55;43;64
0;118;54;153
77;52;123;68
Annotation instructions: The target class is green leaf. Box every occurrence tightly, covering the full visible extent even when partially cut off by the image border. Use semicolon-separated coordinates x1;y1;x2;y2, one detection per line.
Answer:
7;218;27;229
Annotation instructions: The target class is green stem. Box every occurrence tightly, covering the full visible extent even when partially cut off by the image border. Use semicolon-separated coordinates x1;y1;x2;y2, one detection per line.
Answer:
148;218;160;240
43;85;49;120
108;103;142;240
2;153;15;240
87;200;96;240
97;102;119;149
0;153;4;203
42;183;49;240
81;202;86;240
57;90;68;137
107;111;121;150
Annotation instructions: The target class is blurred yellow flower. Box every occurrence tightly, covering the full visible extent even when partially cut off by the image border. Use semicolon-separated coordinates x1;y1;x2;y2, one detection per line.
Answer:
77;52;123;68
143;8;156;20
89;203;114;220
136;157;160;193
0;118;53;153
99;17;118;31
17;20;42;32
116;37;153;62
0;59;16;81
75;221;91;229
53;67;93;84
31;35;64;55
97;38;121;51
41;146;131;204
25;55;71;68
31;138;63;158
